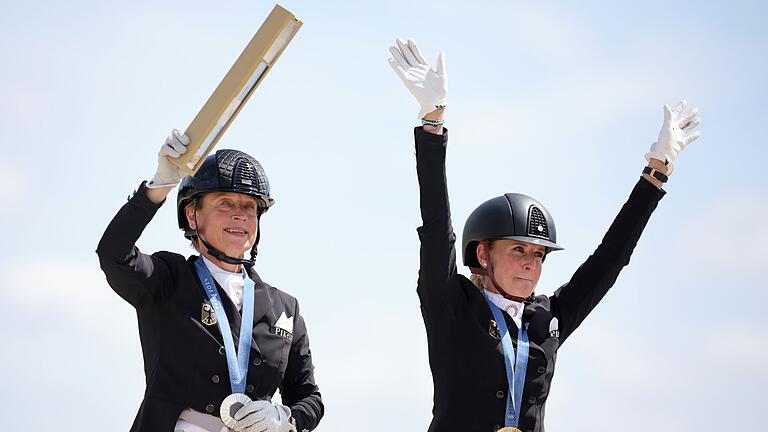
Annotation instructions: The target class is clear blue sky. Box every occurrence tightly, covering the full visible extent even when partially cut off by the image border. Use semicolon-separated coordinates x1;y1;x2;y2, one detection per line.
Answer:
1;0;766;430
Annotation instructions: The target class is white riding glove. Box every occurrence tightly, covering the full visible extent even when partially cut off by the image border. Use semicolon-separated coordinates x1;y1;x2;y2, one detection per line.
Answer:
645;100;701;175
388;38;448;119
147;129;190;188
232;400;296;432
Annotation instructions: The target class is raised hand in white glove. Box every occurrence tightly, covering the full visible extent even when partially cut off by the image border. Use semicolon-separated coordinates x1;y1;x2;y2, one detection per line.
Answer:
147;129;189;189
388;38;447;119
645;100;701;175
232;400;296;432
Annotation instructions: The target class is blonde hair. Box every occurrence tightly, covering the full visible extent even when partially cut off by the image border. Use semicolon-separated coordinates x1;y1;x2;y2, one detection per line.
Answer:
469;239;494;290
470;274;486;290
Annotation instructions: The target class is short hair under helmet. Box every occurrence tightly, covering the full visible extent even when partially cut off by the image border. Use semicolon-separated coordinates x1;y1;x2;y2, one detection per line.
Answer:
177;149;274;238
462;193;564;268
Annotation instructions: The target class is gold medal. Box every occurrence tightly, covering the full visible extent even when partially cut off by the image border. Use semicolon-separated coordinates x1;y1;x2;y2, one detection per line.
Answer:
498;428;522;432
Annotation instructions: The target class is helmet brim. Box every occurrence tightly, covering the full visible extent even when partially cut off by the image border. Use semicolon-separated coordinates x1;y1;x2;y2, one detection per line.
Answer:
490;235;564;251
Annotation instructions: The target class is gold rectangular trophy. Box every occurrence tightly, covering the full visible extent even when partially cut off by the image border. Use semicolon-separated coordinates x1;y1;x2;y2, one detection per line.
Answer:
171;4;302;175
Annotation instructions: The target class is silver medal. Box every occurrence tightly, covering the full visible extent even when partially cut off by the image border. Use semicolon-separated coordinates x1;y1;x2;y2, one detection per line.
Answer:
220;393;252;428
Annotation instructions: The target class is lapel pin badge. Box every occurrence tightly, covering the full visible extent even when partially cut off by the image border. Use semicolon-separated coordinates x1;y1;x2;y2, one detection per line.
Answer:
489;319;501;340
201;301;217;326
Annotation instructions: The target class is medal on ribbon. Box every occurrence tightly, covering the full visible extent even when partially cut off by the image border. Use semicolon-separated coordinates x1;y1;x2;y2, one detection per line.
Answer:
220;393;253;428
194;257;256;424
485;293;529;430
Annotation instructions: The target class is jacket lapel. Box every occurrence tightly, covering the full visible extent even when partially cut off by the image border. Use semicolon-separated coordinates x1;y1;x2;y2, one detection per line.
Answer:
247;267;272;326
189;257;261;354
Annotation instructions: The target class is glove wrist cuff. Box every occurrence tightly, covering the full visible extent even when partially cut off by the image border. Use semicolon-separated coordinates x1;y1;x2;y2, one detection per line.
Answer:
146;177;179;189
418;102;447;119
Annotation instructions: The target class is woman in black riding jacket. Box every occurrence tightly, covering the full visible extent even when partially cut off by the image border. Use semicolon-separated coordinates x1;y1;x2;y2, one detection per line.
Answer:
97;134;323;432
388;37;700;432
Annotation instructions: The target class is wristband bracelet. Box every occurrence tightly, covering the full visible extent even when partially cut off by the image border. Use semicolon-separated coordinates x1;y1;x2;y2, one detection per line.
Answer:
643;166;669;183
422;118;445;127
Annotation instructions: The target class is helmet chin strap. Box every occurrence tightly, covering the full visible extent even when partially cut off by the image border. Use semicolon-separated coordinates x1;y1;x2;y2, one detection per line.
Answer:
482;241;530;302
193;206;256;269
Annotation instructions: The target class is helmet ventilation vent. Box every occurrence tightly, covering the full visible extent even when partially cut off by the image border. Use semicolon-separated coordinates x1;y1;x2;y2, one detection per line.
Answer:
233;159;255;187
528;206;549;239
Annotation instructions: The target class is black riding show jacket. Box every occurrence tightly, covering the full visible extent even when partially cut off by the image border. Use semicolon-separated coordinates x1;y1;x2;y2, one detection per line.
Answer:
96;182;323;432
414;127;665;432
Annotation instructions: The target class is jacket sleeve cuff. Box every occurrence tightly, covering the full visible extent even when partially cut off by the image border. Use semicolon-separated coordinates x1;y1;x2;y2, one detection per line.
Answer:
129;181;166;214
635;176;667;200
414;126;448;146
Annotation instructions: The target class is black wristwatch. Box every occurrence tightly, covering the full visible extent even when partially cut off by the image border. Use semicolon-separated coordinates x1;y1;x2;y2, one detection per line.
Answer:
643;166;669;183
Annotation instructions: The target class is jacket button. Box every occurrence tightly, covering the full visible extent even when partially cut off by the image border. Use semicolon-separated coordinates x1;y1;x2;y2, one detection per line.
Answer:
247;384;255;393
252;358;262;366
537;366;546;374
211;374;220;384
495;390;505;399
205;404;215;413
527;396;537;404
218;347;225;356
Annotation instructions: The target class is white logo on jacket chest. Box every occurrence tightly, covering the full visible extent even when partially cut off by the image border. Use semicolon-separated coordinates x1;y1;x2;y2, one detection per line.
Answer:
272;311;294;341
549;317;559;338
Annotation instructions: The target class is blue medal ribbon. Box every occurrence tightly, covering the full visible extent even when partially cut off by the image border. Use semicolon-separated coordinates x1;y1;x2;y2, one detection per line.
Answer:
194;257;255;394
486;295;529;428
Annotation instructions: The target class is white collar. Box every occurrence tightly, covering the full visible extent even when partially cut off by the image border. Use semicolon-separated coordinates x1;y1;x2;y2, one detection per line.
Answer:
484;289;524;328
201;255;243;277
201;255;245;310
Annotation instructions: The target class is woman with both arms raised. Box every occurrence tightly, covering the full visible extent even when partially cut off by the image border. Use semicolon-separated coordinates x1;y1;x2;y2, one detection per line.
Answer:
388;37;700;432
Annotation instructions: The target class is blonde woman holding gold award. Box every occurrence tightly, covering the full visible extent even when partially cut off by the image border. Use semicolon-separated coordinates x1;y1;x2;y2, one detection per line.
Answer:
388;37;700;432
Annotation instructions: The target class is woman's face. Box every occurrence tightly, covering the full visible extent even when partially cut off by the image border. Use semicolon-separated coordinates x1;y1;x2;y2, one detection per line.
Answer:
186;192;260;259
478;240;545;297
